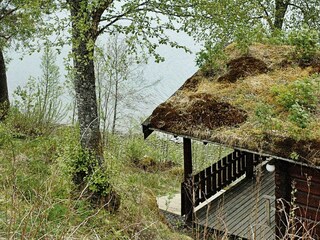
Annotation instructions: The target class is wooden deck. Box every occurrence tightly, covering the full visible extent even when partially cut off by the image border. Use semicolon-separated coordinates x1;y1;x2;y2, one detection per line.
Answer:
195;169;275;240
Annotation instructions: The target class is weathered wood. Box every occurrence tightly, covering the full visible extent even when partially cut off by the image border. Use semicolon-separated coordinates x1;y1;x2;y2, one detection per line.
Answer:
246;152;254;179
222;157;227;185
288;166;320;183
206;166;212;196
275;160;320;239
227;154;233;185
182;137;193;224
236;152;242;177
196;169;275;239
142;124;154;139
232;152;237;178
217;160;222;191
181;182;186;215
212;162;217;194
294;191;320;208
275;160;291;238
183;138;192;180
294;179;320;195
295;205;320;221
191;150;264;209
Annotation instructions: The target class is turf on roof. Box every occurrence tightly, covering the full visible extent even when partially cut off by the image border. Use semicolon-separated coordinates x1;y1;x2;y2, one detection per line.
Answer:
144;43;320;165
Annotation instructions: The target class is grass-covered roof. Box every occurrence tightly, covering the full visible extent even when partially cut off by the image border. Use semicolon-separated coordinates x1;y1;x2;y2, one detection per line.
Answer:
143;43;320;165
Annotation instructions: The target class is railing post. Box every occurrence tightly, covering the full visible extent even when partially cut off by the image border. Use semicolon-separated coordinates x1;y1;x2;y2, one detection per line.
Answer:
182;137;193;224
246;152;254;179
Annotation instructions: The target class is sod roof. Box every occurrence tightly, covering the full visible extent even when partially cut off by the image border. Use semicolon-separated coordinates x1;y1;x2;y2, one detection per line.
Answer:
143;43;320;165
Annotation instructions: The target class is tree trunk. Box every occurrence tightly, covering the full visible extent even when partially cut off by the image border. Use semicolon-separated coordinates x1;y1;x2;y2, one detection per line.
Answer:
274;0;289;31
0;49;9;120
112;77;118;135
68;0;120;212
69;0;103;184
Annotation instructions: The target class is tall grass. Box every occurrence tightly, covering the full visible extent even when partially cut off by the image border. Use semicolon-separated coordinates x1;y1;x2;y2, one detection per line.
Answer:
0;122;197;239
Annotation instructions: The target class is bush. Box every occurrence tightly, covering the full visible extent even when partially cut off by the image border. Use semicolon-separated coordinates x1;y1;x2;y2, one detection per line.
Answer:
271;75;319;131
288;103;310;129
288;25;319;63
196;41;227;75
272;76;318;110
255;103;275;127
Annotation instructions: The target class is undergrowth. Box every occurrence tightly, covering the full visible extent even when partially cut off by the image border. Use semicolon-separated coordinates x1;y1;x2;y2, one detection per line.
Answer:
0;115;227;239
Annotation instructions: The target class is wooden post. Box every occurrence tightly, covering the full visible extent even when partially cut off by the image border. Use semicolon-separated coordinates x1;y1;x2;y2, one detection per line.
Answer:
183;137;193;224
275;160;291;238
246;152;254;179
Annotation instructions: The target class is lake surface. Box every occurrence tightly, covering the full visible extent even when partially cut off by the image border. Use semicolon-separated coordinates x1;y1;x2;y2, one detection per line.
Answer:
6;34;201;126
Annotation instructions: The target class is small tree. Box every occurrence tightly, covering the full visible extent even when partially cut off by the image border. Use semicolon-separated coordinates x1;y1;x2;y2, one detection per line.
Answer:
0;0;55;120
13;44;66;134
95;35;154;140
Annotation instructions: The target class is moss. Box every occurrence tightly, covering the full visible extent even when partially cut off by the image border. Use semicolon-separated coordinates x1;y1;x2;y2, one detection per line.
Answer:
146;43;320;165
150;92;247;133
218;56;268;82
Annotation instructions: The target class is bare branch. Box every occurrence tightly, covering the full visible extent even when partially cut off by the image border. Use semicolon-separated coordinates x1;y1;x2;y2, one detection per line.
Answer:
0;7;17;21
95;1;150;37
258;2;274;29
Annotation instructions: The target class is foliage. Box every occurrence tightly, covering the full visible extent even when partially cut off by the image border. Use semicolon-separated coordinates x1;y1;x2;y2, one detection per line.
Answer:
0;0;54;49
288;26;320;62
188;0;320;69
126;137;145;163
11;45;66;136
288;103;310;129
272;76;318;110
95;35;154;136
271;75;319;130
0;121;199;239
196;42;227;74
254;103;276;129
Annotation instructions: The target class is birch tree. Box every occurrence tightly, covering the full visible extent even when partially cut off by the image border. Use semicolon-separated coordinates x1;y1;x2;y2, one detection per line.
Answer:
96;35;155;142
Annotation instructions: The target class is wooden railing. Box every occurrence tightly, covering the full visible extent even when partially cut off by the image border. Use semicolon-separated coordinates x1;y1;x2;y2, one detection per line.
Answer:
181;150;266;216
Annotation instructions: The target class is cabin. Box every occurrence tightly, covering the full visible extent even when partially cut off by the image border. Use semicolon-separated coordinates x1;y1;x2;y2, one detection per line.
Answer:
142;43;320;239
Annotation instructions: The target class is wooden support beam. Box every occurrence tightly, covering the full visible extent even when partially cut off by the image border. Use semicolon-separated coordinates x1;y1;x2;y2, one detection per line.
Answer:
246;152;254;179
183;138;192;181
275;160;291;238
182;137;193;224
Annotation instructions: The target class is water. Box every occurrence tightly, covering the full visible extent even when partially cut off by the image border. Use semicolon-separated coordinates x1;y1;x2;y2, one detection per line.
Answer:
6;33;201;127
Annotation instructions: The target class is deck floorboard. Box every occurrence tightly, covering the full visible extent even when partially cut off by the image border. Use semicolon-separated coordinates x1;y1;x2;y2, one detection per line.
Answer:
195;169;275;240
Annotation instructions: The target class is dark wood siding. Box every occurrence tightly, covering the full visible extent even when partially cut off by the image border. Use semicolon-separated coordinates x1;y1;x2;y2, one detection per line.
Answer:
275;161;320;238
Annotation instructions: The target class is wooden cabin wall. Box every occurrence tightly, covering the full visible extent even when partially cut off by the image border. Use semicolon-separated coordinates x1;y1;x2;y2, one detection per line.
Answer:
275;160;320;238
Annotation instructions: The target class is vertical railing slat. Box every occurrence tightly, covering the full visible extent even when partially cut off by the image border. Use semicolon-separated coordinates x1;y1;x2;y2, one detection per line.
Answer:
227;154;233;185
212;162;217;194
187;150;264;209
200;170;206;201
194;174;199;206
217;160;222;191
206;165;212;197
222;157;227;185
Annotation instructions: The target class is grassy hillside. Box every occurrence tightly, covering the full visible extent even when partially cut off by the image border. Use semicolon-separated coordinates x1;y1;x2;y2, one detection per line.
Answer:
0;112;227;239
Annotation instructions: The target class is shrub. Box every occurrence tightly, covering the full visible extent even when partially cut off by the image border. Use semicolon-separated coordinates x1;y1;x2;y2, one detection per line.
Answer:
272;76;318;110
196;41;227;75
288;103;310;129
288;25;319;63
255;103;275;128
